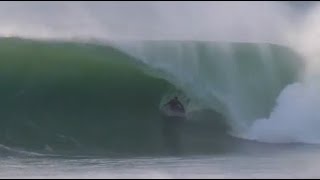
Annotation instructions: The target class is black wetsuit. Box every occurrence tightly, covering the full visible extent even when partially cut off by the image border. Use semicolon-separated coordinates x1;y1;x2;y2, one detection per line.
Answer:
167;99;185;113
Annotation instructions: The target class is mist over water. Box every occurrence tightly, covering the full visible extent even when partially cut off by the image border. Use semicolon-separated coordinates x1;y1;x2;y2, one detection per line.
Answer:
0;1;296;43
243;3;320;144
3;2;320;179
0;1;319;145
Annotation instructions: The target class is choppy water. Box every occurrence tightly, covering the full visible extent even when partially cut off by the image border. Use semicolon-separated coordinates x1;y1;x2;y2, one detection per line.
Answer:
1;144;320;179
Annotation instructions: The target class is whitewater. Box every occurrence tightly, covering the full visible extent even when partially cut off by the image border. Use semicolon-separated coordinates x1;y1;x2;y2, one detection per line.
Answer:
0;1;320;178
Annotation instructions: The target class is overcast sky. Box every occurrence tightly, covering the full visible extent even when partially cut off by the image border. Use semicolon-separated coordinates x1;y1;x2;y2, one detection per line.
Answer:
0;1;317;44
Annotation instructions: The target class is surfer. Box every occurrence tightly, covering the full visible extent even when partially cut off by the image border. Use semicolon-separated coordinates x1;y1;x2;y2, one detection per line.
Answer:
164;96;185;114
160;96;186;155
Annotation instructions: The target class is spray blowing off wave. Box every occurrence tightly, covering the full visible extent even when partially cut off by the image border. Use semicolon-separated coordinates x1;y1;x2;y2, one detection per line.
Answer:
0;37;303;154
114;41;303;136
242;4;320;144
0;1;295;44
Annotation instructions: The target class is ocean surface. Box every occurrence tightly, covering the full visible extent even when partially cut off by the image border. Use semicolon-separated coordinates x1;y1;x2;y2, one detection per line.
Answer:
1;1;320;178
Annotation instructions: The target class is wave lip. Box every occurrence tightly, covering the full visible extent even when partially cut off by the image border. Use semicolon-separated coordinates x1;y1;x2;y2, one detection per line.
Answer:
0;37;303;153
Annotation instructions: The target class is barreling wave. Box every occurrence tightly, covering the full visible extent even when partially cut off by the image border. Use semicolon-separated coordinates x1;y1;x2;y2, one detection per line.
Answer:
0;37;303;154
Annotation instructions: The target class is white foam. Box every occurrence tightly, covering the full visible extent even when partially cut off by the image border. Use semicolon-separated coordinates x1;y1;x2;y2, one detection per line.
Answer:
244;4;320;144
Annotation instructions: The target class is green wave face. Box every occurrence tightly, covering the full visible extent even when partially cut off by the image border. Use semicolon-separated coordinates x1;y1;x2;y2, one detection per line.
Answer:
0;38;303;154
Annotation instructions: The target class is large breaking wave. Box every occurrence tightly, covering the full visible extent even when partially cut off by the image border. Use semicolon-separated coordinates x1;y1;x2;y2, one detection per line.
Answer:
0;37;303;154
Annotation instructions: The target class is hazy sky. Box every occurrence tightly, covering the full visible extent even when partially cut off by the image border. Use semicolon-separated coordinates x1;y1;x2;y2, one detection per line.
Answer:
0;1;316;43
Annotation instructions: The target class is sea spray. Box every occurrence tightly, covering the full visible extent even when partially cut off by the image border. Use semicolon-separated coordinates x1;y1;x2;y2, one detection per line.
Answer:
243;4;320;144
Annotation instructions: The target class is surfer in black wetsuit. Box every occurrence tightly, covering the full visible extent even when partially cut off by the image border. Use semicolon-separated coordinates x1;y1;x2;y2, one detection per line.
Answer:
161;96;186;155
165;96;185;113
